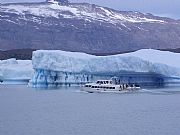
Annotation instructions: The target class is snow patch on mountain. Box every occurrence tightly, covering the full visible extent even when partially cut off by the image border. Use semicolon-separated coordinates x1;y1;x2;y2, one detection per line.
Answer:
0;2;165;25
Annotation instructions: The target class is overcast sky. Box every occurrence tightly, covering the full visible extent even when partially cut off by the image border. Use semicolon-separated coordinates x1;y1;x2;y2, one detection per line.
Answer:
0;0;180;19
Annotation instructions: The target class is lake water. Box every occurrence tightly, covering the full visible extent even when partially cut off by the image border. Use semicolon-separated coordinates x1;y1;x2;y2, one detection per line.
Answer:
0;85;180;135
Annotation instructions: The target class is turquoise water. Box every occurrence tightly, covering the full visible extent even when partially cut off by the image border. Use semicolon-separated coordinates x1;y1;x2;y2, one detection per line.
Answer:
0;85;180;135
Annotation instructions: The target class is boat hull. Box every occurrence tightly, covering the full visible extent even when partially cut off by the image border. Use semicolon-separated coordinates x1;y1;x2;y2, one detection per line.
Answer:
81;86;140;93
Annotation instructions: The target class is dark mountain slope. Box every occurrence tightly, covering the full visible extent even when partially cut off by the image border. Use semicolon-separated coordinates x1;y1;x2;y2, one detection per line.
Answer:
0;1;180;59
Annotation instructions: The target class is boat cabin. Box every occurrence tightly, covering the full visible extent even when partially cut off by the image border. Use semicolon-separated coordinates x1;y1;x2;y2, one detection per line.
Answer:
96;80;113;84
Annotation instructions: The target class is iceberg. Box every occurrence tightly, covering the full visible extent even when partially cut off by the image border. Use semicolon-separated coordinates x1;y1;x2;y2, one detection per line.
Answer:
1;49;179;87
29;50;180;87
0;58;33;84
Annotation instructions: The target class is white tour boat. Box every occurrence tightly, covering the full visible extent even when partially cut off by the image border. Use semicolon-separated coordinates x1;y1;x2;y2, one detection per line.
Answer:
81;80;140;93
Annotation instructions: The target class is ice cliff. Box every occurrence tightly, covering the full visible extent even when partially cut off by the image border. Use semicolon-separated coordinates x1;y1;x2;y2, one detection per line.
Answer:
29;50;180;87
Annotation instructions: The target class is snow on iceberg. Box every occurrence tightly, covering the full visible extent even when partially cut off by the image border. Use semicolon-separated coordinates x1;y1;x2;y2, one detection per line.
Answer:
123;49;180;68
29;50;180;87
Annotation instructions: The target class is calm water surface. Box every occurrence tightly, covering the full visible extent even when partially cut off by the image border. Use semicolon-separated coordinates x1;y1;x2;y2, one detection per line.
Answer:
0;85;180;135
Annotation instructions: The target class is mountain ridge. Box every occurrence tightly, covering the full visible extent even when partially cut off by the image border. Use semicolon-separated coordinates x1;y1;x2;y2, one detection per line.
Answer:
0;1;180;58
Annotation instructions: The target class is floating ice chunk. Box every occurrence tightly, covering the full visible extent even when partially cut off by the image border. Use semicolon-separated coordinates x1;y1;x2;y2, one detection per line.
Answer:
0;59;33;84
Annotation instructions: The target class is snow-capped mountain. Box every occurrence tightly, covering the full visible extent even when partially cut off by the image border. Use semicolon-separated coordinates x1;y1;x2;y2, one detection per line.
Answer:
0;1;180;55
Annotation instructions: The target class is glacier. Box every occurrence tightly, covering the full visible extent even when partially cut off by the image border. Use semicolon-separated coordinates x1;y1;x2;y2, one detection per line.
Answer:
29;50;180;88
